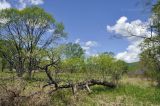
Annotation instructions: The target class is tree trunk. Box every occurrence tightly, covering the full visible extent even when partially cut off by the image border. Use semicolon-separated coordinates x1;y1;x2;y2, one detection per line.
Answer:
28;57;33;79
16;59;24;77
44;66;58;89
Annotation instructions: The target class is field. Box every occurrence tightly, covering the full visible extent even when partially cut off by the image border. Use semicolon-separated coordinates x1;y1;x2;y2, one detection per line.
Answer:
0;70;160;106
0;1;160;106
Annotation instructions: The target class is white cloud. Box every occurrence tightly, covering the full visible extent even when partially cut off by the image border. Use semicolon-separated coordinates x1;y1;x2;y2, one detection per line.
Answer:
0;0;11;10
30;0;44;5
74;39;98;56
0;0;44;10
18;0;44;9
107;16;151;63
82;41;98;56
115;40;142;63
18;0;27;9
107;16;150;40
85;41;97;47
117;16;127;24
75;38;80;44
48;29;55;33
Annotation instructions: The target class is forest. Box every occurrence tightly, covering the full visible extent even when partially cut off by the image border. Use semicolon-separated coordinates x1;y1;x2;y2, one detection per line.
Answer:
0;0;160;106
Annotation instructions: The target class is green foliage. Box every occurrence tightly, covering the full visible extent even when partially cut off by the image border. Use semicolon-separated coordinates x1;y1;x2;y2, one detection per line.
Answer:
102;51;115;56
91;84;160;105
86;54;114;75
86;54;128;83
127;62;140;72
112;60;128;82
139;0;160;84
64;42;84;59
61;57;85;73
0;7;66;77
140;49;160;80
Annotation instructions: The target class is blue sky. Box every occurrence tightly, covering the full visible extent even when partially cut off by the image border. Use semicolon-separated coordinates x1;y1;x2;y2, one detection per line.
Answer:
42;0;148;51
0;0;151;62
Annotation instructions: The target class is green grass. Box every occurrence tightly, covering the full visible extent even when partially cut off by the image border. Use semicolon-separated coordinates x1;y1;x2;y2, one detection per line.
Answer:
1;71;160;106
90;84;160;105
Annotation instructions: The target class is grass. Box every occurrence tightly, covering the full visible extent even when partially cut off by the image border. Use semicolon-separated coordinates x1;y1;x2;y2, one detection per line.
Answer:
90;84;160;105
0;70;160;106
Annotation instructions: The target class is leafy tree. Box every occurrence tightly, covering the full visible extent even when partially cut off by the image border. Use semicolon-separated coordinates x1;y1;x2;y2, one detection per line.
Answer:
59;43;85;73
112;60;128;84
64;42;84;59
61;57;85;73
0;7;66;77
139;0;160;84
0;40;17;72
102;51;115;56
86;54;127;82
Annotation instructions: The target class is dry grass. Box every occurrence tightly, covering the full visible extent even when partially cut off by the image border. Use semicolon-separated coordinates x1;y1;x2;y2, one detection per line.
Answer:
0;71;160;106
120;75;157;88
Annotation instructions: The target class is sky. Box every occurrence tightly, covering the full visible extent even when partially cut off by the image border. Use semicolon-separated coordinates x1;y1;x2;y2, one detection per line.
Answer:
0;0;152;63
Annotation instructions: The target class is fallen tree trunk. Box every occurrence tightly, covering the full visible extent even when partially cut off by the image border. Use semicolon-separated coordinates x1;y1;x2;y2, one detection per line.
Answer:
46;79;116;94
37;60;116;95
58;79;115;89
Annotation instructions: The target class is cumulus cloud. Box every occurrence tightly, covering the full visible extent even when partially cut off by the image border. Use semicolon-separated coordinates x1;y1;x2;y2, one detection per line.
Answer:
107;16;151;63
18;0;44;9
74;39;98;56
85;41;97;47
47;29;55;33
83;41;98;56
107;16;150;40
0;0;11;10
75;38;80;44
115;40;142;63
30;0;44;5
0;0;44;10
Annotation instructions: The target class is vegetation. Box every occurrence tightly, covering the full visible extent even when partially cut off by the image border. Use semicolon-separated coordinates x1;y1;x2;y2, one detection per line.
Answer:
139;0;160;85
0;6;66;78
0;72;160;106
0;0;160;105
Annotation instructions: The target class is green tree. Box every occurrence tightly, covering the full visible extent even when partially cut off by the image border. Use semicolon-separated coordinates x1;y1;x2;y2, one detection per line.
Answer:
112;60;128;84
0;40;16;72
86;54;127;83
0;7;66;77
140;0;160;84
61;57;85;73
102;51;115;56
64;42;84;59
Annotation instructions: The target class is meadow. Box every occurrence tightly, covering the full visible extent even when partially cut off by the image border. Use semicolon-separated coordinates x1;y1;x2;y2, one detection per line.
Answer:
0;70;160;106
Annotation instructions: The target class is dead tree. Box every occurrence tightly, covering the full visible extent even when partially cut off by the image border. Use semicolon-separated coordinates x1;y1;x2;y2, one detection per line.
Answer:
37;57;116;95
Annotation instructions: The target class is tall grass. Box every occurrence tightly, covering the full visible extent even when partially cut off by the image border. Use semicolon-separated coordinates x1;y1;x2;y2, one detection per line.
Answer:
0;71;160;106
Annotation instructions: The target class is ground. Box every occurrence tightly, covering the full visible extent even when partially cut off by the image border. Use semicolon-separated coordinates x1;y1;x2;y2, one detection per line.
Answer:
0;70;160;106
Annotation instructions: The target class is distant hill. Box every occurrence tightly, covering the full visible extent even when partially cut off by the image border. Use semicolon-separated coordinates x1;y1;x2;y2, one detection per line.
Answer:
126;62;146;76
127;62;140;72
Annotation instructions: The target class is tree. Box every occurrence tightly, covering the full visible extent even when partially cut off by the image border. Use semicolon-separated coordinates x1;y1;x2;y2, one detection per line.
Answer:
113;0;160;84
64;42;84;59
61;57;85;73
112;60;128;84
0;7;66;77
136;0;160;84
0;40;16;72
59;42;85;73
102;51;114;56
140;40;160;83
86;54;127;83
